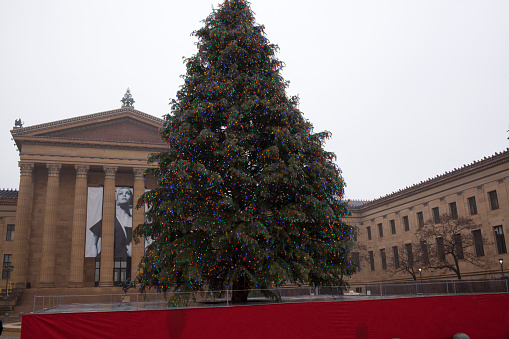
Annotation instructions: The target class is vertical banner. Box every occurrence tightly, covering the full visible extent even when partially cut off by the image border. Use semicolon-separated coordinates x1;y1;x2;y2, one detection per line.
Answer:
85;187;103;257
144;188;153;252
115;187;133;258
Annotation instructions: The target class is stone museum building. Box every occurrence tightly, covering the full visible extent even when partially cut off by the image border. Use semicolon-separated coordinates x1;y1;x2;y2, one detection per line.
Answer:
347;148;509;290
2;106;165;292
0;103;508;309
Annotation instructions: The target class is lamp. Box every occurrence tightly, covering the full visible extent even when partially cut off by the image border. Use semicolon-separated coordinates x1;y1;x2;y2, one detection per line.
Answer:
499;258;504;279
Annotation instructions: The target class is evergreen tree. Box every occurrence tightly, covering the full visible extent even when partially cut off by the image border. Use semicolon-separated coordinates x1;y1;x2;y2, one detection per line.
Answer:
135;0;355;304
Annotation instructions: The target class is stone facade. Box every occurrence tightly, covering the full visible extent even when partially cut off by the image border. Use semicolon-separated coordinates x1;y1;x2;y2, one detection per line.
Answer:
0;190;18;286
1;106;508;296
3;107;166;289
347;149;509;289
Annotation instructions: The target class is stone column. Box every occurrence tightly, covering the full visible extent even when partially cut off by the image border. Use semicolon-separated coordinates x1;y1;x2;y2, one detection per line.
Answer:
39;164;62;288
68;165;89;287
131;168;146;280
11;162;34;286
99;166;117;287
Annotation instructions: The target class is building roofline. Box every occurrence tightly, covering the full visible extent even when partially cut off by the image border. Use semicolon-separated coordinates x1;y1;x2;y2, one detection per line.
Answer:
0;189;19;200
10;107;164;137
349;148;509;211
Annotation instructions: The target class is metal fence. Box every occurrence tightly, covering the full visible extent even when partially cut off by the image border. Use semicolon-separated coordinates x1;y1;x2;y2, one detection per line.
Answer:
362;278;509;297
32;279;509;314
32;286;343;314
33;292;168;314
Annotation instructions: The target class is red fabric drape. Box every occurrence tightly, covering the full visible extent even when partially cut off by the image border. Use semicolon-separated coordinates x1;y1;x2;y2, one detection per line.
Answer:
22;294;509;338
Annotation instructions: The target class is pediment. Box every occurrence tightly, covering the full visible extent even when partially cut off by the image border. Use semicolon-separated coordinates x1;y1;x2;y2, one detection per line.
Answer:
12;107;166;146
38;117;163;144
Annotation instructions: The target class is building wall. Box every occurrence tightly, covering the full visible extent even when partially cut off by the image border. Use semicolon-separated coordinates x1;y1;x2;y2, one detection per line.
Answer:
2;108;508;294
0;193;17;284
347;150;509;287
3;108;166;290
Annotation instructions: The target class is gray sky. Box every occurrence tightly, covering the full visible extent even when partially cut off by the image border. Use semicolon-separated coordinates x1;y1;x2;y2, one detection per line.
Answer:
1;0;508;200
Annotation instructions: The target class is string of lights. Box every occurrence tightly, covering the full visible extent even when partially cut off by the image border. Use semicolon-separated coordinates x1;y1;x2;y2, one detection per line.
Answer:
134;0;356;305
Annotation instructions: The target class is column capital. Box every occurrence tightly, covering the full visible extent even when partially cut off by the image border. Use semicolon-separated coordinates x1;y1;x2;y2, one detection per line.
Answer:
133;168;146;181
18;162;34;176
103;166;118;179
74;165;90;178
46;164;62;177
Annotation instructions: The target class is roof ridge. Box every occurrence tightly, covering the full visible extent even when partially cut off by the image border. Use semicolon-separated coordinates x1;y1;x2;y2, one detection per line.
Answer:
11;107;164;135
352;148;509;208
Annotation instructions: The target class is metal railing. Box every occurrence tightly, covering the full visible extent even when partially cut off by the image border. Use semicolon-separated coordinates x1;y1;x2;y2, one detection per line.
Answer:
32;286;342;314
32;279;508;314
361;278;509;297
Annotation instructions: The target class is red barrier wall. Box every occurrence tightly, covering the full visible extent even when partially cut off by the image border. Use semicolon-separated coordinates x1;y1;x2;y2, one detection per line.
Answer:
22;294;509;339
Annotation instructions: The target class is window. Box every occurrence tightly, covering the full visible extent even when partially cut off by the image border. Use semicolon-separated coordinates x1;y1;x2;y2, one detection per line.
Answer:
472;230;484;257
494;226;507;254
355;287;363;294
403;216;410;231
405;243;413;267
392;246;399;269
432;207;440;224
351;252;360;267
420;240;429;265
366;227;372;240
380;249;387;270
449;202;458;219
390;219;396;235
436;237;445;261
488;191;499;210
6;224;14;241
369;251;375;271
94;258;100;287
378;223;383;238
113;257;130;285
454;234;464;259
417;212;424;228
467;196;478;215
2;254;12;279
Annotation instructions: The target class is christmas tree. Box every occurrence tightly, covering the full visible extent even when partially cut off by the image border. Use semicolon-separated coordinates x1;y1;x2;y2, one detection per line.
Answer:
135;0;356;304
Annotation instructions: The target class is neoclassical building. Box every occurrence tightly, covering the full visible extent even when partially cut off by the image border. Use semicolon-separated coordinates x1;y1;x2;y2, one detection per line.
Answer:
347;149;509;289
4;106;165;290
1;105;508;303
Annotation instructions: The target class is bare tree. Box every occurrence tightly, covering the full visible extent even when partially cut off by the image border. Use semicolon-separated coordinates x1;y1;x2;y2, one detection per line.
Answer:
416;214;489;279
387;241;426;280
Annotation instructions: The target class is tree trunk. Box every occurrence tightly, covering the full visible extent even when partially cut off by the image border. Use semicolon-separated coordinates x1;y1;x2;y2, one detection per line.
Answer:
231;275;250;303
454;261;462;279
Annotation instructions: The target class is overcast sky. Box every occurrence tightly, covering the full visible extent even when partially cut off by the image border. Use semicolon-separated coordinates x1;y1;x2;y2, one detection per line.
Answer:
1;0;508;200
